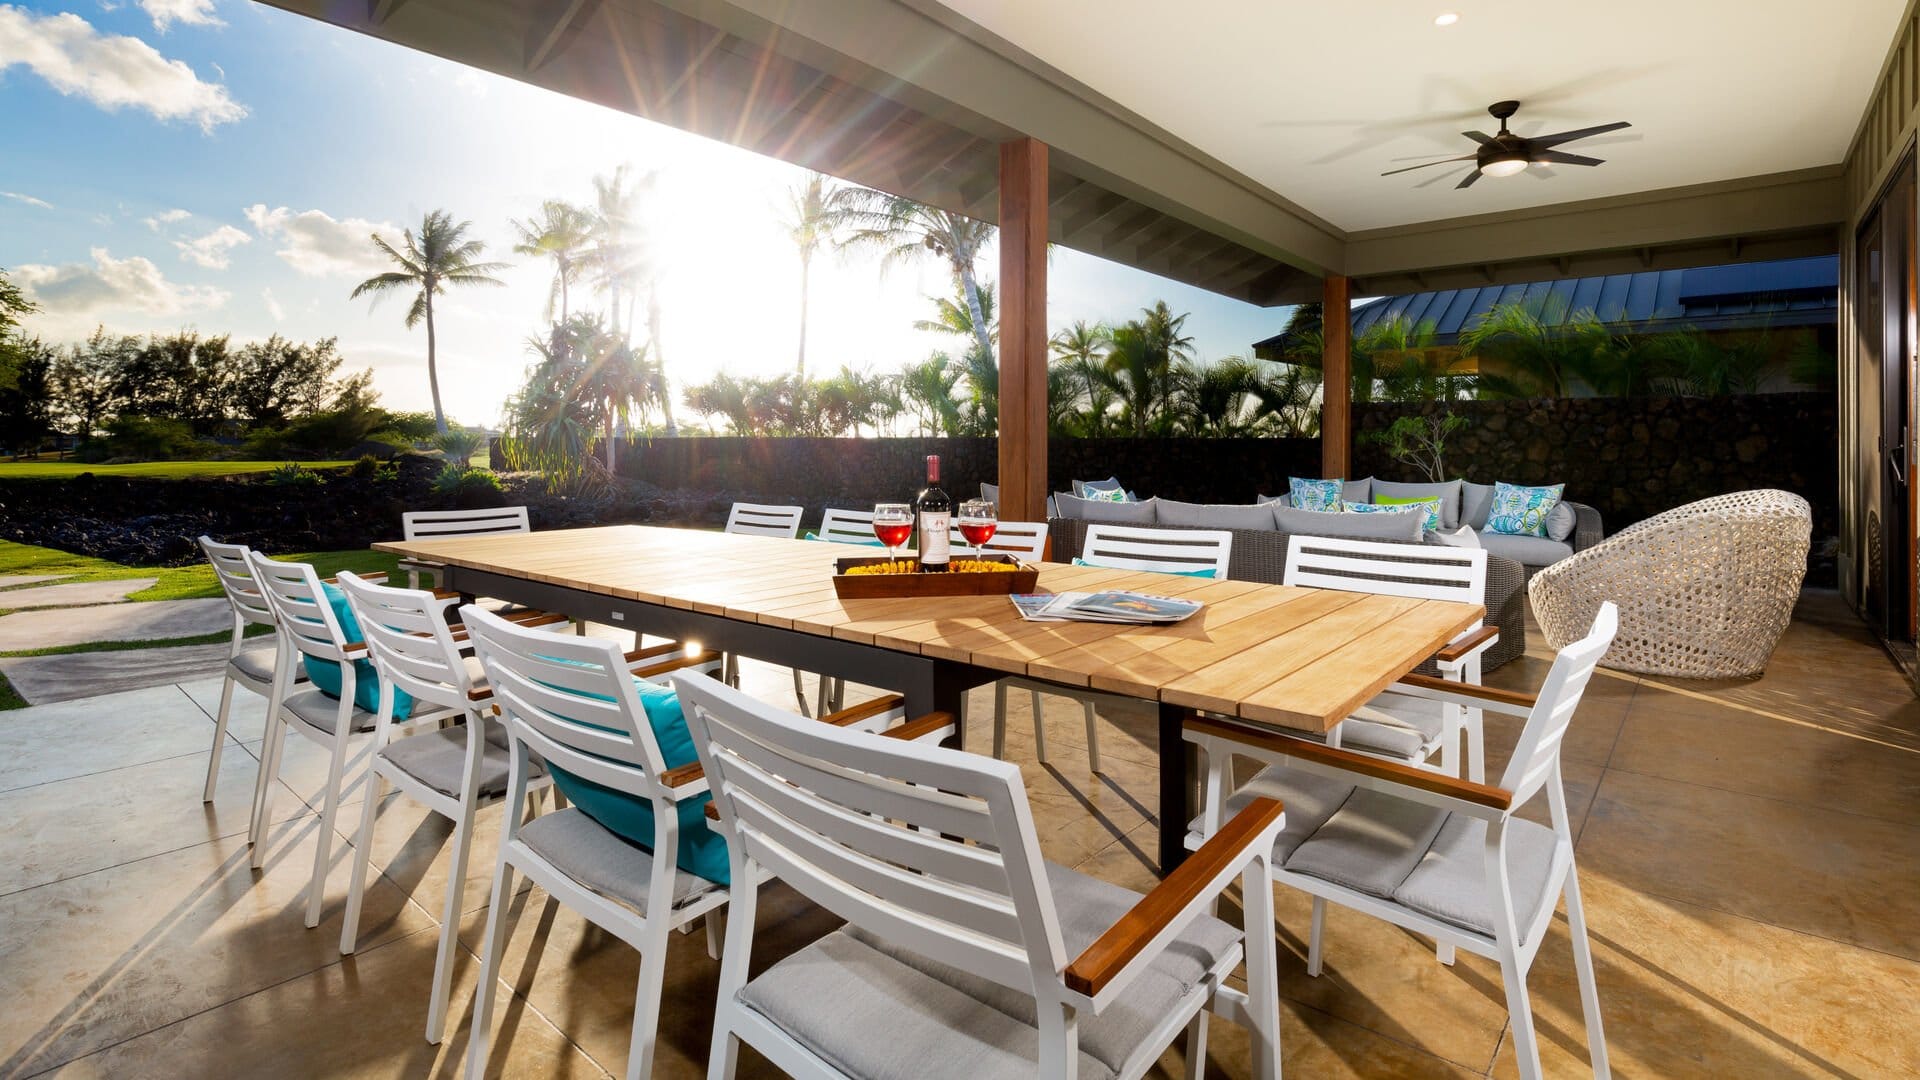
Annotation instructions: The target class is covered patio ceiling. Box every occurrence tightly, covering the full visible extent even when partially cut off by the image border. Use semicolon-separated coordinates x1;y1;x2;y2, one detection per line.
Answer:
257;0;1908;303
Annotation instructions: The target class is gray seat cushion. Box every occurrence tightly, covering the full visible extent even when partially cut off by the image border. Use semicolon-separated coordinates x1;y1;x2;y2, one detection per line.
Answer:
1155;498;1278;531
1394;816;1561;945
516;807;720;915
842;860;1239;1076
379;720;531;801
1461;482;1495;530
1274;504;1425;542
229;645;285;685
1339;694;1447;760
282;687;378;735
1371;479;1465;530
740;928;1115;1080
1187;763;1355;860
1283;790;1449;898
1475;530;1575;567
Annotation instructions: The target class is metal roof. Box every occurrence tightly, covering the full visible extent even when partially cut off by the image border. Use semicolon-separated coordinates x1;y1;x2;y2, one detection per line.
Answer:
1254;255;1838;357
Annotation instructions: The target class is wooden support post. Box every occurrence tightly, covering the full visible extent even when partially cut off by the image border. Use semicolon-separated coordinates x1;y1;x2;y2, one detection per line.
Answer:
998;137;1049;522
1320;273;1352;479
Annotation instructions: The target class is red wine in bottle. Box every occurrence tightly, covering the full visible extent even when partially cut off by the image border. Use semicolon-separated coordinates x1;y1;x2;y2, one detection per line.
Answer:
915;454;951;572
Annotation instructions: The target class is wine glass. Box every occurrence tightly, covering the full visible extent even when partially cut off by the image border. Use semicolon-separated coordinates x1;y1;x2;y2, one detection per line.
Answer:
872;503;913;567
956;499;997;560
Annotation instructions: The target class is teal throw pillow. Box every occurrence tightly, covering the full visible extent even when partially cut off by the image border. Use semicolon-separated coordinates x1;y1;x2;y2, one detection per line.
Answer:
1289;477;1344;513
1073;556;1217;579
1486;482;1566;538
1370;494;1443;532
803;530;883;546
538;674;731;886
302;582;415;721
1085;488;1130;503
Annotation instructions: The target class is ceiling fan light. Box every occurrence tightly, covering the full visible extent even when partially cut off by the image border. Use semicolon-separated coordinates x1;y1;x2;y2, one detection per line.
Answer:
1481;156;1529;178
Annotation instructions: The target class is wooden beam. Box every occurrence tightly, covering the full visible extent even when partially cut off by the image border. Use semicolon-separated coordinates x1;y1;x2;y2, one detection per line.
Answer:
998;138;1050;523
366;0;406;25
1321;273;1352;479
525;0;605;72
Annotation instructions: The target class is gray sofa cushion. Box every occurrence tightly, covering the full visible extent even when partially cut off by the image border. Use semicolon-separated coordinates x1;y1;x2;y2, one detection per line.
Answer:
1372;479;1465;530
1545;500;1576;542
1476;530;1574;567
1257;492;1288;508
1273;504;1425;542
1054;493;1159;524
1156;498;1278;531
1344;477;1374;502
979;482;998;507
1461;482;1495;530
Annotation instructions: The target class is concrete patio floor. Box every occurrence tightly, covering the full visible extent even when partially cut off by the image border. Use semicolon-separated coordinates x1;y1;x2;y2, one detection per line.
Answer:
0;590;1914;1077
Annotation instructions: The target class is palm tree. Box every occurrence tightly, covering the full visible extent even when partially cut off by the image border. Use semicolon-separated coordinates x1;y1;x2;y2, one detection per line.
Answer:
1172;357;1265;435
511;200;595;324
350;210;507;434
588;167;679;434
1050;320;1112;434
913;282;996;341
781;173;840;377
827;188;996;361
1097;321;1178;437
575;319;660;470
897;354;964;436
500;322;597;491
683;372;757;435
1459;298;1617;398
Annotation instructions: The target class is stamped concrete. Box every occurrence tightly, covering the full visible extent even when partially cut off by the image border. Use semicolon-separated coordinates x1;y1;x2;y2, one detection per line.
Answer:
0;578;158;610
0;597;229;651
0;641;233;703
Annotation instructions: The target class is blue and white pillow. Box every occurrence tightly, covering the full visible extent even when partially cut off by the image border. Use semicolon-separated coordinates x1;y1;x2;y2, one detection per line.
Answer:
1288;477;1344;513
1349;497;1441;531
1485;482;1565;538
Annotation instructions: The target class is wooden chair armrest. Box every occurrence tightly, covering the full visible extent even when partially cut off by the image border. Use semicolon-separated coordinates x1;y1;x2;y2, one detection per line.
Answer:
341;641;368;656
877;711;956;743
818;694;907;728
446;611;569;643
1434;625;1499;664
1394;672;1537;712
660;761;709;799
1185;714;1513;811
631;647;723;680
624;641;685;664
1065;796;1285;998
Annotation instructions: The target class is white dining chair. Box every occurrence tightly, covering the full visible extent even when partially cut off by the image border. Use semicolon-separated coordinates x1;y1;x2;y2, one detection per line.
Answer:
949;518;1049;561
760;506;882;716
197;536;309;805
334;571;580;1044
399;505;532;588
994;524;1233;775
1187;603;1620;1080
459;605;738;1080
674;671;1286;1080
244;552;461;927
723;502;805;539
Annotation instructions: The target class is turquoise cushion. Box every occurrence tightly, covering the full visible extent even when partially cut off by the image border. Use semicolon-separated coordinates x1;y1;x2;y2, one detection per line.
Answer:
1486;482;1566;538
1288;477;1344;513
302;582;415;721
1072;556;1217;579
803;530;884;546
539;673;730;886
1363;495;1443;532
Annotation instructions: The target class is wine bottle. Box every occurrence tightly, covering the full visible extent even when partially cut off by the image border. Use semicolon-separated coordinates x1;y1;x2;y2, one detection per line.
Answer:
915;454;951;573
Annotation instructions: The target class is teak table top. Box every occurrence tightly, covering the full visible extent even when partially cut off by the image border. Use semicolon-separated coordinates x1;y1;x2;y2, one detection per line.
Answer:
376;525;1483;732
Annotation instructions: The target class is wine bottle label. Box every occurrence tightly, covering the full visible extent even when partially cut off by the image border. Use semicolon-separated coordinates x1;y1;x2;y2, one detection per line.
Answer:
919;512;951;561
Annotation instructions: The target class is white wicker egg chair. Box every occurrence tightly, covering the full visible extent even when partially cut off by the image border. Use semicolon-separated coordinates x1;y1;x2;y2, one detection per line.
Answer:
1528;489;1811;678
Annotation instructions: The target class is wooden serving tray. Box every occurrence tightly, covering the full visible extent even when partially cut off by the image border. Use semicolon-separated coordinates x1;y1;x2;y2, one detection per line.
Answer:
831;553;1040;599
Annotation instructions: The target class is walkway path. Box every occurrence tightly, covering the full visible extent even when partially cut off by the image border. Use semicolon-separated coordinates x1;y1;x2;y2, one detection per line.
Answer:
0;574;232;704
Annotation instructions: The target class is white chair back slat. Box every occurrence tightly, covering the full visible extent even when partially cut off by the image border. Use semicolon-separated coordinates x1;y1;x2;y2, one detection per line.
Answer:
246;552;354;662
1082;524;1233;577
725;502;805;539
401;506;531;541
1501;603;1617;803
335;572;472;710
951;519;1048;561
463;605;672;787
199;537;277;628
1284;536;1487;612
815;507;879;545
675;674;1072;1001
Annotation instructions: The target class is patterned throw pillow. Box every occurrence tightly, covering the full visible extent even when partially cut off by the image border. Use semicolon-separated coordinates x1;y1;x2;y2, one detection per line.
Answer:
1085;487;1130;503
1486;482;1566;537
1289;477;1344;513
1366;495;1443;532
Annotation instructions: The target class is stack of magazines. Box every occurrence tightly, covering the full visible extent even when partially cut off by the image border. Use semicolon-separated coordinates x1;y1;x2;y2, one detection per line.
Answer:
1010;591;1203;624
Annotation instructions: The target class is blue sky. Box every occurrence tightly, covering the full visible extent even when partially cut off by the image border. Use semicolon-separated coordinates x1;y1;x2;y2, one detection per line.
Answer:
0;0;1293;427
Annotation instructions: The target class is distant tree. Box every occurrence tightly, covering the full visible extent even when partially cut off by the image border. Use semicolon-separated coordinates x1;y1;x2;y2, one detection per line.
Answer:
896;354;964;436
117;331;233;432
780;172;842;377
587;167;680;435
499;323;599;491
1459;298;1618;398
1096;321;1179;437
51;328;138;441
350;210;508;434
228;335;348;428
828;189;997;362
573;315;660;469
682;371;758;435
0;337;53;457
1049;319;1113;435
511;199;596;324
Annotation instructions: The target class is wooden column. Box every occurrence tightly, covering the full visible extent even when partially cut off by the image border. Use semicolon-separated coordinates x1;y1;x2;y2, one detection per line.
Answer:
1320;272;1352;479
998;137;1050;522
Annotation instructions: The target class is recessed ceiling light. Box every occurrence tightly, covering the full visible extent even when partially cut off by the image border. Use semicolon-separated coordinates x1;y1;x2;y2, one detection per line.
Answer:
1434;12;1460;26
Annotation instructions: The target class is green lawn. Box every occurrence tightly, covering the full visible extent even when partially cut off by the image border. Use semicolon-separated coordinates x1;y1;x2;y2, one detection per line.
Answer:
0;540;400;602
0;460;351;480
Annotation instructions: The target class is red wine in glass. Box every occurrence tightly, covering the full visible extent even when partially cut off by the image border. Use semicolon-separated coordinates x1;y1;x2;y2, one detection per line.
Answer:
958;521;997;547
873;522;913;549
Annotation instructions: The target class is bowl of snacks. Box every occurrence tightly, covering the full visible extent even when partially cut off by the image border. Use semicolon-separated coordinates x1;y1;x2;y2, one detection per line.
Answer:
831;553;1040;598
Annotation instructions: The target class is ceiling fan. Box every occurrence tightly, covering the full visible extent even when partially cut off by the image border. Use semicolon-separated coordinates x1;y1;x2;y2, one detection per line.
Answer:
1383;100;1631;189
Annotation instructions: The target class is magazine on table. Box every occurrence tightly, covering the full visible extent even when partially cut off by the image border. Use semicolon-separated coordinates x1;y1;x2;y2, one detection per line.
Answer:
1010;590;1203;624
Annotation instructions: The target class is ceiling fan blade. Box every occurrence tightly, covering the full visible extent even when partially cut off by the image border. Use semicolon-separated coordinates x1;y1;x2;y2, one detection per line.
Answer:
1457;168;1483;189
1531;121;1631;148
1531;149;1605;167
1381;154;1477;177
1462;130;1495;145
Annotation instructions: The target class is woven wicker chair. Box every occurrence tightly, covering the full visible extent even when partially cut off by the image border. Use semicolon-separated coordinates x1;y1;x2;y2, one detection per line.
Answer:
1528;489;1811;678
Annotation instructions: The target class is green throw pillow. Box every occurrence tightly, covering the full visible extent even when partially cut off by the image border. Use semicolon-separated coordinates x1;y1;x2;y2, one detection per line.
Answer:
303;582;415;720
1486;482;1565;538
1371;494;1443;532
1072;556;1217;578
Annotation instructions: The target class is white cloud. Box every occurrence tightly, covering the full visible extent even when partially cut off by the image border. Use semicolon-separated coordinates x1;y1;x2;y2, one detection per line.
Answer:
244;203;400;278
173;223;248;268
143;207;190;230
14;247;228;316
0;6;246;132
138;0;221;32
2;191;52;209
261;287;284;321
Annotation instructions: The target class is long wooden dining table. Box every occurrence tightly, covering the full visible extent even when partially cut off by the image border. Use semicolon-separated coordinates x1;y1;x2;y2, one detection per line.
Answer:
375;524;1482;874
